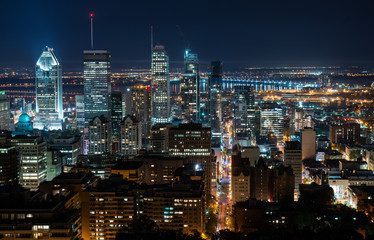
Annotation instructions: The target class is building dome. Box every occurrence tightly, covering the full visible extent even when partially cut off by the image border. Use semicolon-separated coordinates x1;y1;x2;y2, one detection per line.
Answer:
17;110;33;131
19;112;31;123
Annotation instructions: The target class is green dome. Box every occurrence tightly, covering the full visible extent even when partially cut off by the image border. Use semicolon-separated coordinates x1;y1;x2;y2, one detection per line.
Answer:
19;113;31;123
18;111;33;131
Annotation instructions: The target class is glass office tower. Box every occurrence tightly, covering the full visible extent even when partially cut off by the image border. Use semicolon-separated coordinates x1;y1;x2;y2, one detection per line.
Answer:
83;50;111;123
233;85;255;147
34;47;63;130
151;45;170;125
181;49;200;123
260;103;284;141
110;91;123;142
209;61;223;146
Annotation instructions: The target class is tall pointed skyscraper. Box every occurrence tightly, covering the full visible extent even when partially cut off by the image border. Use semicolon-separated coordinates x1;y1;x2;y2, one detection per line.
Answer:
151;45;170;125
181;49;200;123
34;47;63;130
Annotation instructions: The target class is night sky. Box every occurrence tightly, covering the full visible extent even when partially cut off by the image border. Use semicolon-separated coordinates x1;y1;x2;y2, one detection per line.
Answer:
1;0;374;71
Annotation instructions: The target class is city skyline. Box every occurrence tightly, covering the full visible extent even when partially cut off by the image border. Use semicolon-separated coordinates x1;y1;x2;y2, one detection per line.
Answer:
1;1;374;239
1;1;374;71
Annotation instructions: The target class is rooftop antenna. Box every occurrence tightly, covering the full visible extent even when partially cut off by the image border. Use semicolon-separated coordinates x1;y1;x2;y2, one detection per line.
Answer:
90;13;94;49
150;25;153;54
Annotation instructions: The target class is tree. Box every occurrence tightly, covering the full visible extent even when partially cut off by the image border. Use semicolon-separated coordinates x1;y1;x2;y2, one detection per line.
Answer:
205;211;218;236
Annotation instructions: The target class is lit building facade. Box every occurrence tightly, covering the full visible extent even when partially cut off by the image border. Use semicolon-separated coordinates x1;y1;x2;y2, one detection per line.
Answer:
84;50;111;122
46;149;62;181
209;61;223;146
301;128;316;160
110;91;123;142
75;95;85;131
143;191;204;235
150;124;171;153
34;47;63;130
0;145;19;186
50;136;82;165
233;85;255;146
329;123;361;145
0;91;14;131
284;141;302;198
130;85;151;143
181;49;200;123
260;103;284;141
120;116;142;156
151;45;170;125
168;123;212;195
88;116;111;155
80;191;135;240
199;78;210;126
10;136;47;191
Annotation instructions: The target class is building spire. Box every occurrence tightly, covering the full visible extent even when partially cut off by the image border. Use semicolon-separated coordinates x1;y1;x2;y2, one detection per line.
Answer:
90;13;94;49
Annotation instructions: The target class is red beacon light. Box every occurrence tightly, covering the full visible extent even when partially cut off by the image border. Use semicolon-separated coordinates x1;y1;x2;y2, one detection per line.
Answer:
90;13;94;18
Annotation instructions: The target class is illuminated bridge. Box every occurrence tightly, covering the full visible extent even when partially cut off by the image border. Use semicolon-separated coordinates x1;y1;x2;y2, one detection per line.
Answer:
171;77;320;91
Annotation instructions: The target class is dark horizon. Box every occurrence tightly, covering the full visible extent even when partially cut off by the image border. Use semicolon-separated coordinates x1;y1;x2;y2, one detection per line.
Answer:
1;0;374;71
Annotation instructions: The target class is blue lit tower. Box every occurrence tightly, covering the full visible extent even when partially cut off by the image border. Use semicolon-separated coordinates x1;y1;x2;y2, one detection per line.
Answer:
181;49;200;123
209;61;223;146
151;45;170;125
34;47;63;130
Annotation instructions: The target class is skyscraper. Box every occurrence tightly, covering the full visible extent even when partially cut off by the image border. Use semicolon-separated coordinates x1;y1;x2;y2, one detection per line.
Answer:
151;45;170;125
233;86;255;147
199;78;210;126
130;85;151;144
83;50;111;122
260;103;284;142
209;61;223;146
110;91;123;142
34;47;63;130
181;49;200;123
0;91;14;131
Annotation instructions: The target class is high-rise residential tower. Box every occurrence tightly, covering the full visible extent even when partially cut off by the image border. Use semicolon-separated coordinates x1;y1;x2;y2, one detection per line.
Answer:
120;116;142;156
233;85;255;147
151;45;170;125
88;115;111;155
209;61;223;146
181;49;200;123
75;95;85;131
34;47;63;130
130;85;151;144
83;50;111;123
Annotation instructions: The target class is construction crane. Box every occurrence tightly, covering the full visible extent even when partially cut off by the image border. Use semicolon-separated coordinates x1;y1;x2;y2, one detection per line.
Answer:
176;25;190;50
